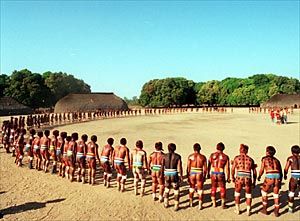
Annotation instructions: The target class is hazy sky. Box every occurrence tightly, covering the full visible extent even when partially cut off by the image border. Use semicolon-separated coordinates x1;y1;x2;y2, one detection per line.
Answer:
1;1;299;98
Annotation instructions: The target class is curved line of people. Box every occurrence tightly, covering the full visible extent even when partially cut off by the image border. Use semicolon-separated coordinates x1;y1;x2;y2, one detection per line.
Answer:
2;128;300;217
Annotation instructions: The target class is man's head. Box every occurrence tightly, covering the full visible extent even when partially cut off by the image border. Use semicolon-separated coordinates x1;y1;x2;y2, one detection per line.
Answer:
193;143;201;152
168;143;176;153
44;130;50;137
107;137;114;146
239;144;249;154
266;146;276;156
291;145;300;155
29;128;36;136
91;135;97;143
216;142;225;151
120;138;127;145
136;140;143;149
71;133;78;141
82;134;88;142
52;130;59;137
155;141;163;151
37;131;43;138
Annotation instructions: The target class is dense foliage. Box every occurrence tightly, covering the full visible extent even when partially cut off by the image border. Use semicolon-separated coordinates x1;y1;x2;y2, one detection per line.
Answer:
139;74;300;107
1;69;91;108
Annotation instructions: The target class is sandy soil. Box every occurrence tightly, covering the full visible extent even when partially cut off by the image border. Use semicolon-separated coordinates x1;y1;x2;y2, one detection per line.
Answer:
0;108;299;220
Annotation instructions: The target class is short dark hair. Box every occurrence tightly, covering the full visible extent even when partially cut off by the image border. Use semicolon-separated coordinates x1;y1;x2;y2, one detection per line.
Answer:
44;130;50;136
81;134;88;142
66;136;72;142
60;132;67;139
216;142;225;151
136;140;143;148
91;135;97;142
266;146;276;156
37;131;43;137
240;144;249;153
52;130;59;137
71;133;78;140
193;143;201;152
291;145;300;154
120;138;127;145
107;137;114;145
168;143;176;152
155;142;163;150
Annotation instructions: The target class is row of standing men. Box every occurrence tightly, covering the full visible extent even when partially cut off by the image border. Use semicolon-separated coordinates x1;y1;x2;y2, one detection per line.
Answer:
3;127;300;217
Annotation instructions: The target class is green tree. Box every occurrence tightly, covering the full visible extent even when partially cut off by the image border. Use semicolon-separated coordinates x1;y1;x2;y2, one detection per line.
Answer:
196;80;220;105
5;69;51;108
43;71;91;106
0;74;9;97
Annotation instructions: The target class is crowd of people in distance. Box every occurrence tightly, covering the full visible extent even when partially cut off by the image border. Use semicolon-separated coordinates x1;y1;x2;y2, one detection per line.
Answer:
2;107;233;131
269;108;289;124
1;120;299;217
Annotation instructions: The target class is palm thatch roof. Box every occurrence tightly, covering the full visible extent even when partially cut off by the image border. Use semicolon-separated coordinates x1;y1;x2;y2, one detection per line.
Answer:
0;97;33;116
54;93;129;113
261;94;300;108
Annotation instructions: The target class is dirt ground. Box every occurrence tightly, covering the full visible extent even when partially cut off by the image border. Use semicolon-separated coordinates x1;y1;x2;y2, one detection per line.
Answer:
0;108;299;220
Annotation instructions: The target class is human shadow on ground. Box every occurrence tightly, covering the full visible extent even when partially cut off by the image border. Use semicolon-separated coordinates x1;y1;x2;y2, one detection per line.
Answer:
0;198;65;218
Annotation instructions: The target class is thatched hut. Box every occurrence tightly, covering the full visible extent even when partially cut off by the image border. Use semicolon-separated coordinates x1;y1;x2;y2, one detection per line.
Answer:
54;93;129;113
261;94;300;108
0;97;33;116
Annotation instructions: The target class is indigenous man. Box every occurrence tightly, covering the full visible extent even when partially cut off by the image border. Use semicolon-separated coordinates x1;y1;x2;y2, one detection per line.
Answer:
112;138;130;192
57;132;67;176
40;130;50;172
76;134;88;183
100;138;114;187
231;144;257;216
186;143;207;210
67;133;78;182
148;141;165;202
49;130;59;174
25;129;36;169
284;145;300;213
258;146;282;217
207;142;231;209
32;131;43;170
163;143;183;211
62;136;72;178
86;135;100;185
131;140;148;196
16;129;26;167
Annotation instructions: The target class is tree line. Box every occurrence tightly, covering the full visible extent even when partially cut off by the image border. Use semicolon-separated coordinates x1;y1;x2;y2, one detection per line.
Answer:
0;69;91;109
139;74;300;107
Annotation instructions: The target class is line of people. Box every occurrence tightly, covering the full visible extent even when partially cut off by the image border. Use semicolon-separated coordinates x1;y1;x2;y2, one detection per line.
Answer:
3;127;299;217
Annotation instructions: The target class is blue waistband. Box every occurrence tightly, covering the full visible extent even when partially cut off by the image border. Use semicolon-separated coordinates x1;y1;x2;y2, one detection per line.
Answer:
291;173;300;179
266;173;280;179
165;171;178;176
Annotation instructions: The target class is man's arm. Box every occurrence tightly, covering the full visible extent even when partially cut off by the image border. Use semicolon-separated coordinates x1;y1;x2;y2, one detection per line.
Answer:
178;156;183;182
257;159;265;181
203;156;207;182
283;158;291;180
226;156;231;183
96;144;100;163
207;155;211;179
231;158;236;182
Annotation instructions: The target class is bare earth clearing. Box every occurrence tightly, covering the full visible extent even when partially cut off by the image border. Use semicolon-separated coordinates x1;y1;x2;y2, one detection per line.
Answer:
0;108;299;220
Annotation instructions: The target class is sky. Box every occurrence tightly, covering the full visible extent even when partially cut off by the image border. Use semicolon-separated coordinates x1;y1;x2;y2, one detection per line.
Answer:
0;1;299;98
